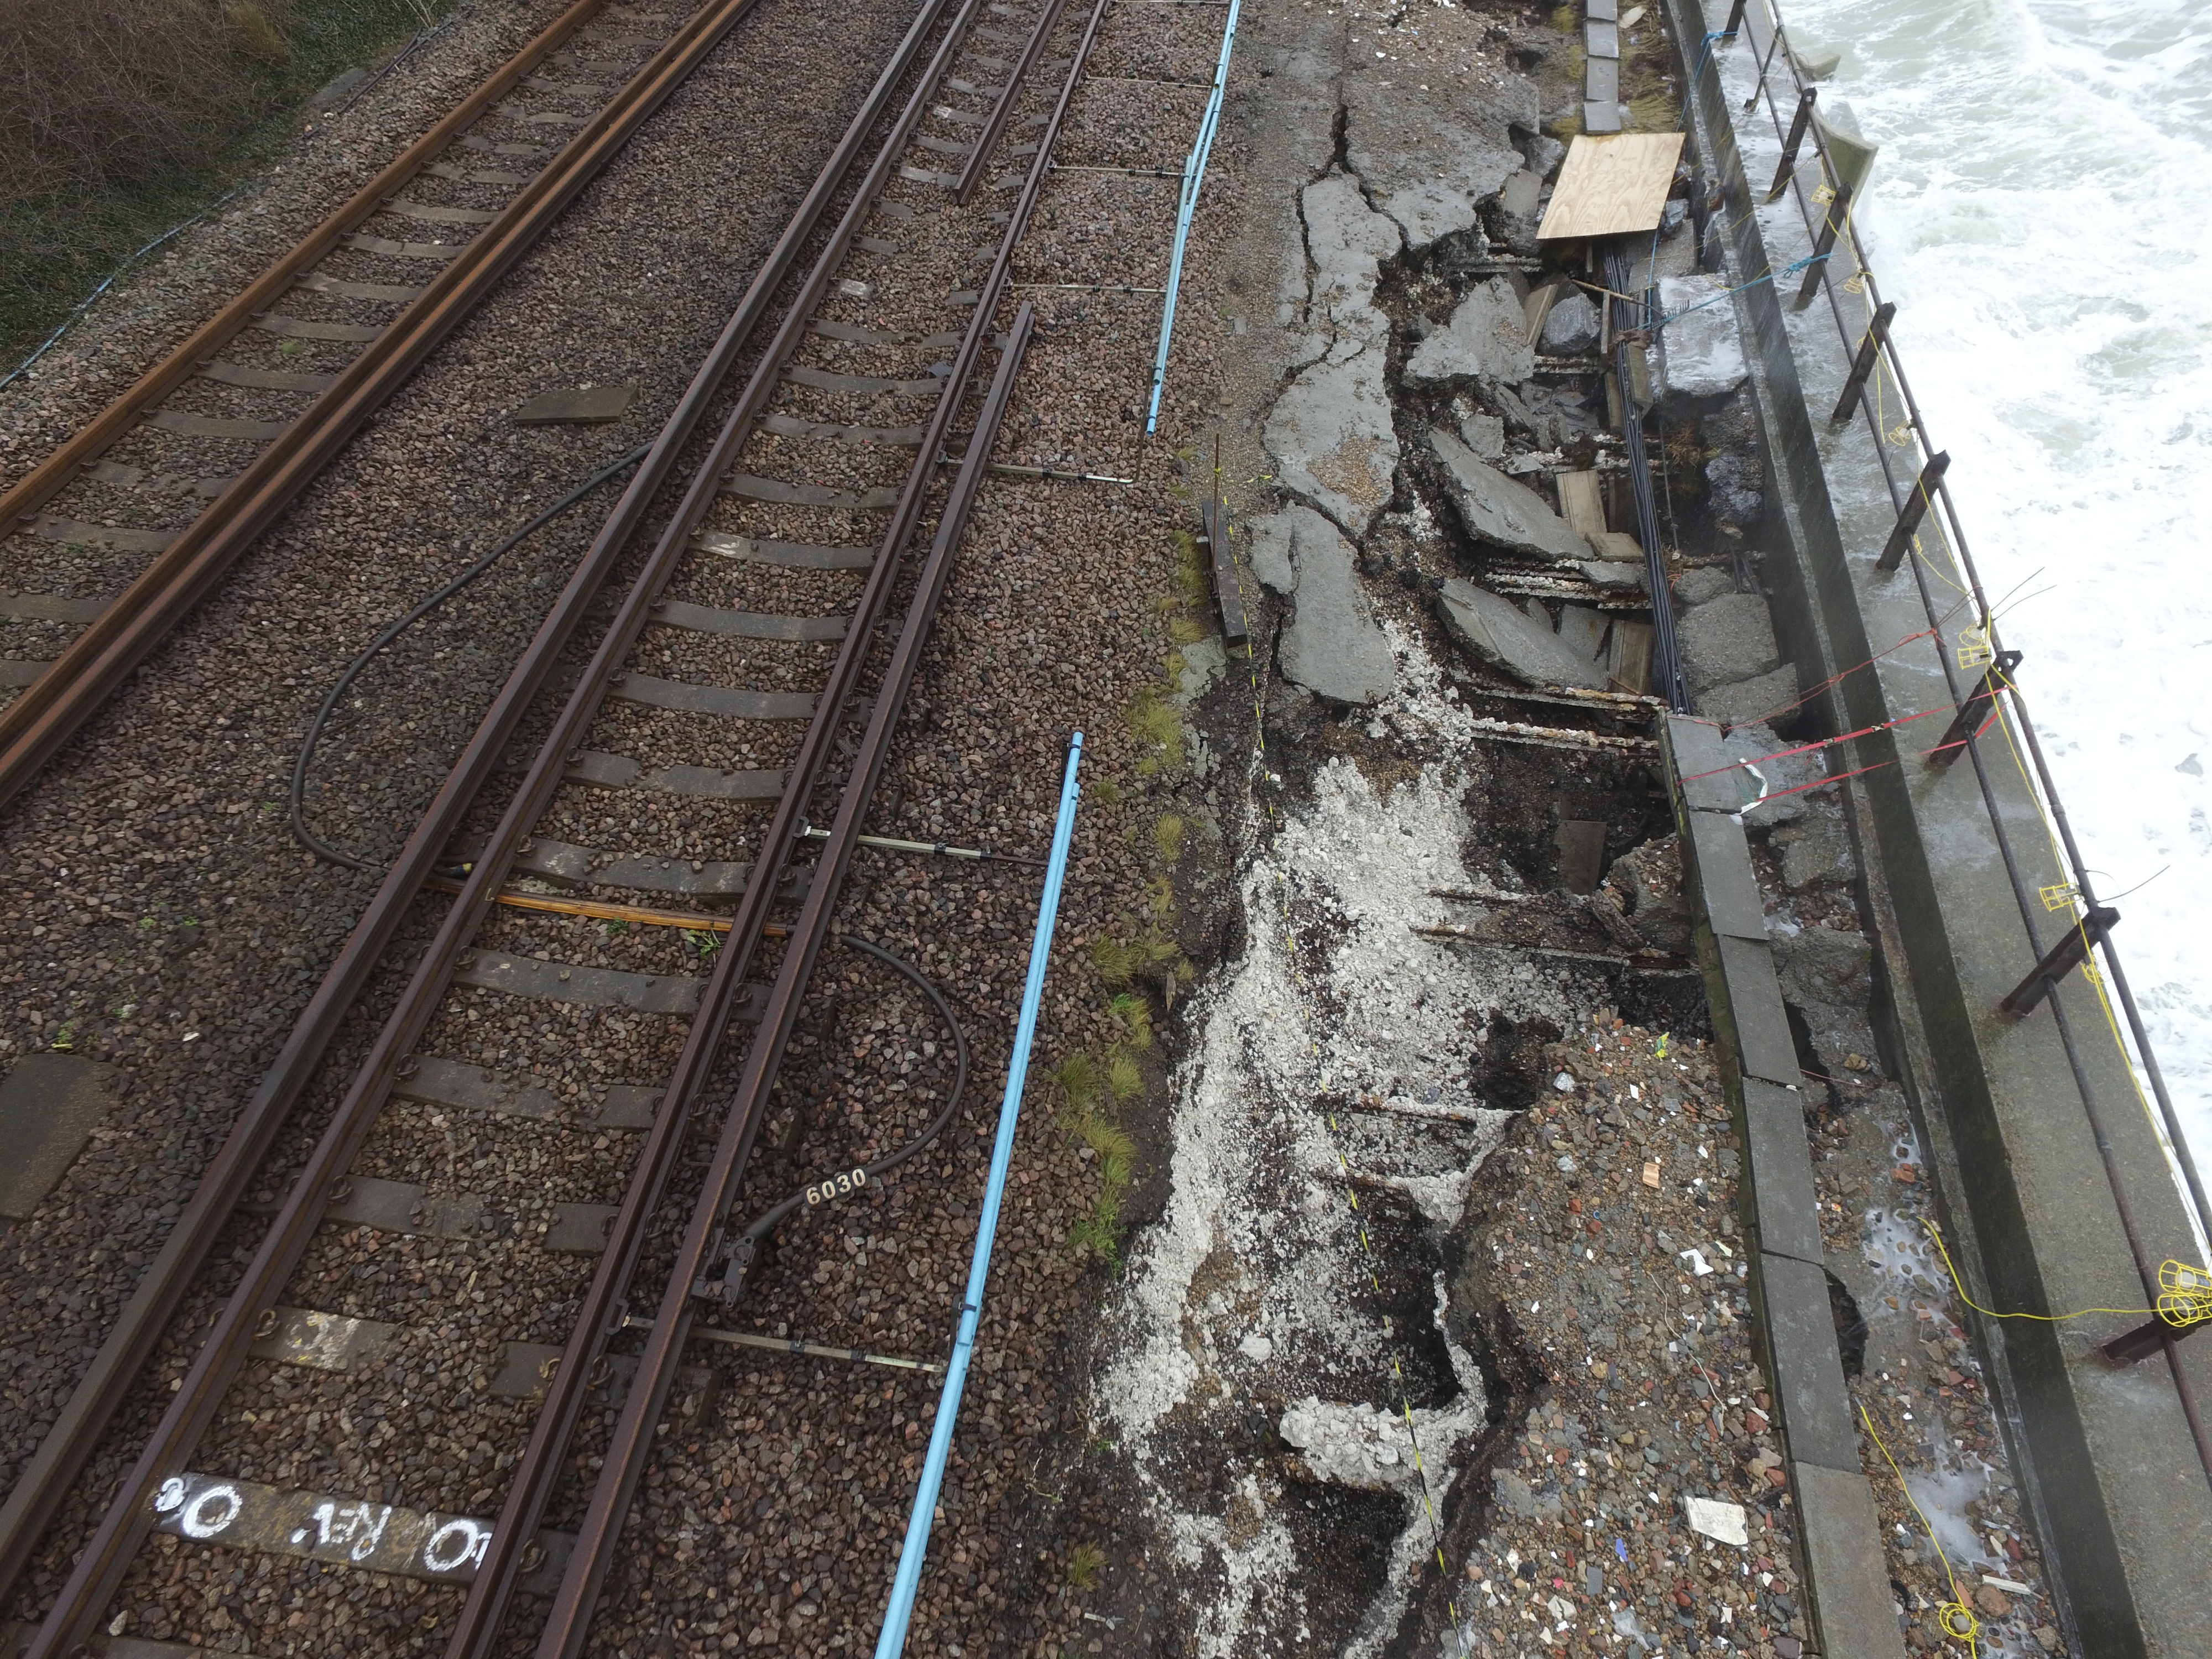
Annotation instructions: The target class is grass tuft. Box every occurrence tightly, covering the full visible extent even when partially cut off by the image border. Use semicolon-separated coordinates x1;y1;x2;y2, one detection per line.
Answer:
1106;1048;1142;1102
1048;1051;1106;1113
1109;991;1153;1050
1154;813;1186;864
1066;1543;1107;1592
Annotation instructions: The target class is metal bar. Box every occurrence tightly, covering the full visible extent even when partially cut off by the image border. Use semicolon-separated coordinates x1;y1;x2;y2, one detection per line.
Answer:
1925;650;2018;770
0;0;945;1634
1764;86;1816;201
1793;179;1850;306
0;0;761;808
953;0;1071;203
0;0;613;538
1721;0;1749;35
1875;447;1949;572
873;729;1081;1658
1829;300;1894;424
530;299;1039;1659
1999;907;2118;1019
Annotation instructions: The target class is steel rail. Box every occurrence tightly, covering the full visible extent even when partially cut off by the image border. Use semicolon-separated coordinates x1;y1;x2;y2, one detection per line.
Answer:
0;0;958;1630
530;3;1111;1647
537;300;1036;1659
1698;0;2212;1484
952;0;1071;202
0;0;763;809
431;0;1008;1644
0;0;611;536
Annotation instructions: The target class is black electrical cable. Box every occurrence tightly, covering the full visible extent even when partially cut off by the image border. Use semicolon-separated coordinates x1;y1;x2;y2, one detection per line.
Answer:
718;933;972;1296
289;442;652;871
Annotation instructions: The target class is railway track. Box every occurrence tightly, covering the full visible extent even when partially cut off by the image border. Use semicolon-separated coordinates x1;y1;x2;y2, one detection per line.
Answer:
0;0;768;808
2;0;1177;1648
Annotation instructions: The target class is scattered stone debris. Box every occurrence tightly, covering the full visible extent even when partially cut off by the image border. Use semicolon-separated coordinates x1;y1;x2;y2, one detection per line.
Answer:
1452;1015;1815;1659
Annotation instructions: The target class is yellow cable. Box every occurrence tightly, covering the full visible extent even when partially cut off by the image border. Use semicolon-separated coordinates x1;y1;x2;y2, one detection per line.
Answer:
1919;1218;2210;1327
1858;1402;1981;1649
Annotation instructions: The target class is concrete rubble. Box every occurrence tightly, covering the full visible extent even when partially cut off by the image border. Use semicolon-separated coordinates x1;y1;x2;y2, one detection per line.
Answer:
1428;429;1596;564
1438;578;1610;691
1246;506;1398;706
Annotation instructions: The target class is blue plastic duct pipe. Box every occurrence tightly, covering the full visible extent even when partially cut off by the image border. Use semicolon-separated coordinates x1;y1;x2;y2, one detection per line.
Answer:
1144;0;1242;434
870;731;1084;1658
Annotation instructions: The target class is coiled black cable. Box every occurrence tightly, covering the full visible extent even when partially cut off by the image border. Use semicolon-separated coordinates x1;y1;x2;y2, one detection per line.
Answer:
289;442;651;870
718;933;971;1297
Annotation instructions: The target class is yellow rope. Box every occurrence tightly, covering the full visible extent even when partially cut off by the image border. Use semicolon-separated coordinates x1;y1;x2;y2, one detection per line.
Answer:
1919;1218;2211;1328
1858;1402;1981;1649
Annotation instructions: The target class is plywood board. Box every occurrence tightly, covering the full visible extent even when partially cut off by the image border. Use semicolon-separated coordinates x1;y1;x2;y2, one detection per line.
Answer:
1537;132;1686;241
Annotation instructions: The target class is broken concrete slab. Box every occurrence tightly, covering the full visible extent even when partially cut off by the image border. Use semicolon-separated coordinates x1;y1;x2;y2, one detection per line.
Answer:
1699;719;1824;826
1405;279;1535;385
1302;172;1402;340
1517;129;1566;181
1678;590;1782;695
1557;601;1607;664
1656;275;1749;401
1540;291;1601;354
1438;579;1610;690
1245;507;1397;707
1342;64;1526;247
1428;427;1593;563
1591;528;1643;561
1499;167;1542;220
1695;661;1798;730
1265;346;1399;534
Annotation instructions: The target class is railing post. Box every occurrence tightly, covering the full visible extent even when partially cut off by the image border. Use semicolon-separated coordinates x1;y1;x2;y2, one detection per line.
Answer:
1926;649;2020;771
1875;446;1948;571
1998;903;2118;1018
1829;300;1895;424
1766;87;1817;200
2101;1311;2199;1366
1722;0;1749;36
1793;181;1851;306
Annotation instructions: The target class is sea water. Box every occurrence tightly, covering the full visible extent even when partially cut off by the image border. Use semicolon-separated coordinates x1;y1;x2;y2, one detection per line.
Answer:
1751;0;2212;1181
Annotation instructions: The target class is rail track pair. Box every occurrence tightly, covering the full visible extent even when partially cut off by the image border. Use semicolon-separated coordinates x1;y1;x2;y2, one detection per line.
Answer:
0;0;1124;1648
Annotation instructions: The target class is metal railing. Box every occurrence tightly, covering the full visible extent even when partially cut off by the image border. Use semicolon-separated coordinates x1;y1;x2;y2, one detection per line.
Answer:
1689;0;2212;1481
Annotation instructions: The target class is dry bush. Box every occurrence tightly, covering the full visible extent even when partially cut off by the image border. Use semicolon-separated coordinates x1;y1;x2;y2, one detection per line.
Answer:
0;0;298;209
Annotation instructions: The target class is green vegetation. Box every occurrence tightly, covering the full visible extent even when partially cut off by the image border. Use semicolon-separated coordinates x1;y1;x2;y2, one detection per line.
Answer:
1154;812;1186;864
1065;1543;1107;1592
3;0;461;366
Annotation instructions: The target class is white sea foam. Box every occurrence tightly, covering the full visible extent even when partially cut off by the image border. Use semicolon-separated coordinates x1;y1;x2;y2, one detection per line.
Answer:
1762;0;2212;1172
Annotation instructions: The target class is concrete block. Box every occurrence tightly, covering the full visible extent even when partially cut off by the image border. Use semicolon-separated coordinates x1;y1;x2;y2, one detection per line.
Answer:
1717;934;1802;1088
1540;293;1600;355
1741;1078;1823;1266
1758;1251;1859;1473
1586;0;1617;19
1678;591;1783;696
1695;661;1799;731
1656;275;1749;401
1773;806;1854;890
1792;1462;1910;1659
1686;809;1767;941
1585;55;1619;106
1583;100;1623;134
1773;924;1874;1011
1558;820;1608;894
1672;565;1736;607
1585;20;1620;58
1664;714;1744;815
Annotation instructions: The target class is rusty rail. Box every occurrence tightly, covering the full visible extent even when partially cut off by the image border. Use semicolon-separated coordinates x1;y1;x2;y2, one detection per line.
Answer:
530;0;1112;1646
0;0;760;808
0;0;956;1618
